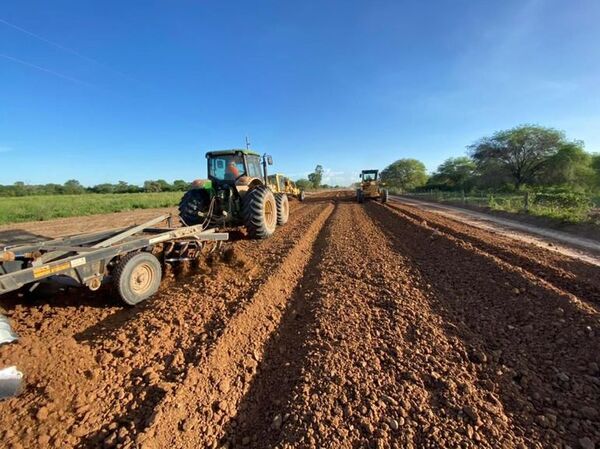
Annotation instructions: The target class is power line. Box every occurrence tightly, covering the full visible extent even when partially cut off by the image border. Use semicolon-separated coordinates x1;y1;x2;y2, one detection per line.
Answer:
0;17;137;83
0;53;95;87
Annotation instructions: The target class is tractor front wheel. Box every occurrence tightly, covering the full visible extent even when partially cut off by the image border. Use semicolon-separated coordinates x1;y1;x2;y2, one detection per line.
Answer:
179;189;210;226
242;186;277;239
275;193;289;226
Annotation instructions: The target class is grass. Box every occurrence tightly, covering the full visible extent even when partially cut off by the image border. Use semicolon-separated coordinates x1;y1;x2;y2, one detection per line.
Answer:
0;192;183;225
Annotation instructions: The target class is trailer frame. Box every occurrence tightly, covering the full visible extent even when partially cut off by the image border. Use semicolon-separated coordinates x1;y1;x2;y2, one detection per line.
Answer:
0;214;229;304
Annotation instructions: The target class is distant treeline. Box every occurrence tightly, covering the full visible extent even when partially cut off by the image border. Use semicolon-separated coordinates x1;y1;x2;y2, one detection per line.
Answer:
0;179;192;197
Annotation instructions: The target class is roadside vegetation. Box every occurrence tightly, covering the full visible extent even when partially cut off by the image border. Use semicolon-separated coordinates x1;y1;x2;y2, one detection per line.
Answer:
381;124;600;225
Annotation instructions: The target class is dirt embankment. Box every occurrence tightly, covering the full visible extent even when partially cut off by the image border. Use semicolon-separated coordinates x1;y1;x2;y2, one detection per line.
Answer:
0;191;599;449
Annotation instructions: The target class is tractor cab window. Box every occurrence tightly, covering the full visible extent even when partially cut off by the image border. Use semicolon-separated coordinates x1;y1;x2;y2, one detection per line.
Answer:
246;156;262;178
209;155;245;181
362;172;377;182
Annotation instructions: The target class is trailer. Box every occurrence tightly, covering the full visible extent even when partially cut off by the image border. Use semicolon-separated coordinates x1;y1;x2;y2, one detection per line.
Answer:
0;214;228;305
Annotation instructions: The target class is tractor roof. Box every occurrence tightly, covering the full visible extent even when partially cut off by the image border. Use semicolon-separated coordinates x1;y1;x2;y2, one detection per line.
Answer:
206;149;261;157
361;169;379;173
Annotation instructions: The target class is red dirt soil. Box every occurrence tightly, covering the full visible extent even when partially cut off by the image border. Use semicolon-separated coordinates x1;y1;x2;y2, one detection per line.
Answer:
0;191;599;449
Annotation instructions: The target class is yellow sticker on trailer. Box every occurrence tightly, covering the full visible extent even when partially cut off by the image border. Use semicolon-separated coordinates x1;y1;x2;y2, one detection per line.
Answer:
33;262;71;279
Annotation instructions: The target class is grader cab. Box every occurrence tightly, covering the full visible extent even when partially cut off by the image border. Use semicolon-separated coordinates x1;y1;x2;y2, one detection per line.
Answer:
357;169;388;203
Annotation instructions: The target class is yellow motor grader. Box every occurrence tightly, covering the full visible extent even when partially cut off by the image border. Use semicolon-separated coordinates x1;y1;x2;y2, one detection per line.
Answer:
356;169;388;203
268;173;306;201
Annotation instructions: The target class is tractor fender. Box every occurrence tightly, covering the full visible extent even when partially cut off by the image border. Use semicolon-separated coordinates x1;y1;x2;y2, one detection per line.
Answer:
235;177;264;195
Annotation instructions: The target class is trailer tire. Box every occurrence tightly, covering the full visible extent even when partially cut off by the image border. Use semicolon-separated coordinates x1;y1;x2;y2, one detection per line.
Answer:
113;252;162;305
357;190;364;203
274;193;289;226
299;190;305;202
179;189;210;226
242;185;277;239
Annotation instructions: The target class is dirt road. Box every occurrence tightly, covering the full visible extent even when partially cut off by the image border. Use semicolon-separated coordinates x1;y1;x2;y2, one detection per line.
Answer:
391;196;600;265
1;191;599;449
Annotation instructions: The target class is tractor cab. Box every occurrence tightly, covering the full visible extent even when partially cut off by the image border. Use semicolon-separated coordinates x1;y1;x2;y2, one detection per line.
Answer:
206;150;264;185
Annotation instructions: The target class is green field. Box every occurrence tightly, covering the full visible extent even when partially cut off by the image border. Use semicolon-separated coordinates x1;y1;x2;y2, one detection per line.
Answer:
0;192;182;225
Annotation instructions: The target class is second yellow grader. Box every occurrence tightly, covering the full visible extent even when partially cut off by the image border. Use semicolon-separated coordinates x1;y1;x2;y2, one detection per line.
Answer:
356;169;388;203
268;173;306;202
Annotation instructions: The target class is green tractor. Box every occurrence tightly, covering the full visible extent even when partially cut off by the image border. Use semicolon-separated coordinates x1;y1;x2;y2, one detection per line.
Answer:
178;150;289;239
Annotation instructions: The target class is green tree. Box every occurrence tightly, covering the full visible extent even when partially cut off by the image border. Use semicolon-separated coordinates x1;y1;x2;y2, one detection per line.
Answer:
541;144;595;189
295;178;312;191
155;179;172;192
428;157;476;191
12;181;27;197
307;165;324;189
172;179;190;191
92;183;116;194
62;179;85;195
469;125;575;189
115;181;131;193
143;180;162;192
380;159;428;191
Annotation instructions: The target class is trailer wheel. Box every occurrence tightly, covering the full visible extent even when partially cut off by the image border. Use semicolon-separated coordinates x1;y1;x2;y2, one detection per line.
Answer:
242;185;277;239
299;190;305;202
274;193;289;226
113;252;162;305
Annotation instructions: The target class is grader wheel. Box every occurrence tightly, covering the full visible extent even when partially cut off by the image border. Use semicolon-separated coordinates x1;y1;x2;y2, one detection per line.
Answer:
275;193;289;226
381;189;389;203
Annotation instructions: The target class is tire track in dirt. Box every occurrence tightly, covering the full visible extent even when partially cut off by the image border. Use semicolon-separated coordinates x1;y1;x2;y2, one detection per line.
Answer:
385;200;600;309
368;201;600;448
218;202;528;449
135;203;336;449
0;199;320;449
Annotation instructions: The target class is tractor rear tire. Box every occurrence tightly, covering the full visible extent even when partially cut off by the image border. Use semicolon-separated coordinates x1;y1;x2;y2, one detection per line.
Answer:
179;189;210;226
113;252;162;305
275;193;289;226
242;185;277;239
381;189;389;203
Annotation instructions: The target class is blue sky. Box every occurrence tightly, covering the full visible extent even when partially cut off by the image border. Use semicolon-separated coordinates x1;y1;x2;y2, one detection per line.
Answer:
1;0;599;187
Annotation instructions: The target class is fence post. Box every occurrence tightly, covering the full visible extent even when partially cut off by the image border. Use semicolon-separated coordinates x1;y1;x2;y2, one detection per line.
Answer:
524;191;530;212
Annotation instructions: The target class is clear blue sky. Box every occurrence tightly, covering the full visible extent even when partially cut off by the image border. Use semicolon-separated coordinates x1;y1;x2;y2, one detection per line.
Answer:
1;0;599;187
